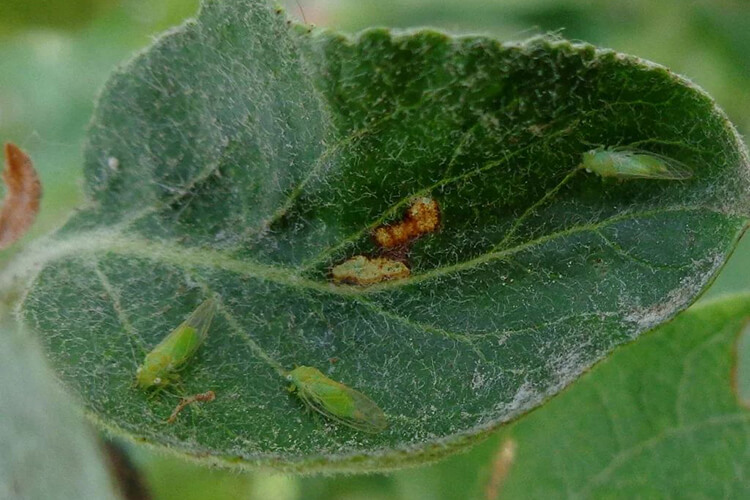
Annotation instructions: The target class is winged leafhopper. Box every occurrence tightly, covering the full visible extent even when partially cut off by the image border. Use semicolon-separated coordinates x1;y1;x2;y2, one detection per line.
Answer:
136;298;217;390
582;148;693;180
287;366;387;433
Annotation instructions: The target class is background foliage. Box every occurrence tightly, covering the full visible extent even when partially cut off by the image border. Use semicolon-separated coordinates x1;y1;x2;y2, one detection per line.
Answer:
2;0;750;498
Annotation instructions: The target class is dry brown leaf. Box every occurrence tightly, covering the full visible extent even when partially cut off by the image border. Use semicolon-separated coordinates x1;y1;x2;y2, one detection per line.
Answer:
0;143;42;249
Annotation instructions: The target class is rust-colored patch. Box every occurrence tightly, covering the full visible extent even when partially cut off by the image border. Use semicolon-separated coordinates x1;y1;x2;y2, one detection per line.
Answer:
484;438;517;500
331;255;410;286
0;144;41;249
373;197;440;249
167;390;216;424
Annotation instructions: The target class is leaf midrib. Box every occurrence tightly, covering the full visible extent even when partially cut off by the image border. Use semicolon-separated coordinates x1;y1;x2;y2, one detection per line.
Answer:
16;204;719;299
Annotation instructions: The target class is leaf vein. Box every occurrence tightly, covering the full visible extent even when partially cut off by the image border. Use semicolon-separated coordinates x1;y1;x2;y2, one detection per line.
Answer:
212;291;288;378
594;230;688;272
90;259;148;357
353;296;488;362
299;113;583;272
575;413;750;498
365;205;716;292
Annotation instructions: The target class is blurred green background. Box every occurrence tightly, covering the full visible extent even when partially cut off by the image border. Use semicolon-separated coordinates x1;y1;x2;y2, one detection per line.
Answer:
2;0;749;498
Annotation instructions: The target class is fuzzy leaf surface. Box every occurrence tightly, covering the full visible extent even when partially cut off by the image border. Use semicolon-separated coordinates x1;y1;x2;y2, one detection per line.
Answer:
17;0;750;471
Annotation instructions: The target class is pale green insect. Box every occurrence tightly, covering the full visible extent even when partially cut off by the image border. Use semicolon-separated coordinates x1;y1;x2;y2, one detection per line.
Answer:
582;148;692;180
287;366;388;433
136;298;217;389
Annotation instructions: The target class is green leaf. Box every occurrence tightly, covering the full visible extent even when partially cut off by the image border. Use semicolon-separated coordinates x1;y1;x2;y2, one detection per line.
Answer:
11;0;750;471
0;320;121;500
479;294;750;499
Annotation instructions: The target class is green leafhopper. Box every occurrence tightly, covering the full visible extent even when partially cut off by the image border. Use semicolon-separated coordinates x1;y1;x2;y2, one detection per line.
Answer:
136;298;217;389
582;148;692;180
287;366;387;433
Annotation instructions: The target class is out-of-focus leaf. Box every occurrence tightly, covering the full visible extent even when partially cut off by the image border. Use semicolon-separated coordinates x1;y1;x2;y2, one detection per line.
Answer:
734;317;750;409
0;320;121;500
0;0;112;33
490;294;750;498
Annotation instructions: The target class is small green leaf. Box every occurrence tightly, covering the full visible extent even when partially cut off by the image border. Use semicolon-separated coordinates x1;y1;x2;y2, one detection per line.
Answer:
11;0;750;471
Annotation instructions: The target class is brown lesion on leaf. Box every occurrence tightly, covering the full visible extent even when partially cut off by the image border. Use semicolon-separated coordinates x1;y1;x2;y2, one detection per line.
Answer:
373;197;440;249
329;196;439;286
166;390;216;424
0;143;42;250
331;255;410;286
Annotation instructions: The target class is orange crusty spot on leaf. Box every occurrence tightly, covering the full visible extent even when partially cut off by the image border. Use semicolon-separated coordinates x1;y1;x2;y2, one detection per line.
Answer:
0;144;41;250
331;255;410;286
373;197;440;249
